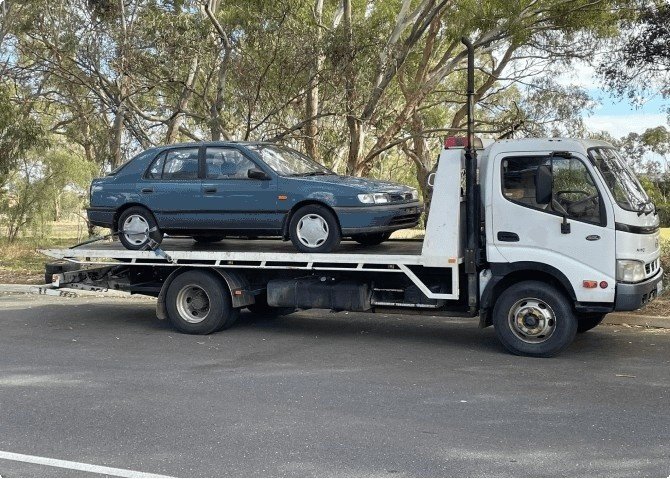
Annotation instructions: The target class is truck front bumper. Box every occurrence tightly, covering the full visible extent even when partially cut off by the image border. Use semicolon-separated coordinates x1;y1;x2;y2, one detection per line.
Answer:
615;269;663;311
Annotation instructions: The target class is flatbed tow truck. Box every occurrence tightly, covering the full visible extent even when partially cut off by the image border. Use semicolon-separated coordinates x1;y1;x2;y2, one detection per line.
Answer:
40;40;662;357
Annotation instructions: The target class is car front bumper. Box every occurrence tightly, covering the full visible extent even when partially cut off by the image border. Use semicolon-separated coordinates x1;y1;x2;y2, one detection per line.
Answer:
334;203;423;235
615;269;663;311
87;207;115;229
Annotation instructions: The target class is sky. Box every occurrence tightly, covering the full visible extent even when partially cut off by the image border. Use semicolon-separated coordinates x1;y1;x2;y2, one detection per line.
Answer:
559;60;668;139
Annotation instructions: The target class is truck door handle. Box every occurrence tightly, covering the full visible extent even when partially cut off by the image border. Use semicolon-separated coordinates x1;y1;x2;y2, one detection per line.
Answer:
497;231;519;242
204;187;217;194
141;188;153;194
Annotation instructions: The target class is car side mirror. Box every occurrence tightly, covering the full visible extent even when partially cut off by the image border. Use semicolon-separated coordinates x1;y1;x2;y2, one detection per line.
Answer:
248;168;270;180
535;164;552;205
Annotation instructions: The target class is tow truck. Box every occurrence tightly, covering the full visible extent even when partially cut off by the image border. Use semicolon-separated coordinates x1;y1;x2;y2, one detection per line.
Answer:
40;40;662;357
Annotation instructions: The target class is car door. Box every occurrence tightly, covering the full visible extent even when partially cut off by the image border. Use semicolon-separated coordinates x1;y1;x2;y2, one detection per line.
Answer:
201;146;279;231
491;151;616;303
140;146;202;229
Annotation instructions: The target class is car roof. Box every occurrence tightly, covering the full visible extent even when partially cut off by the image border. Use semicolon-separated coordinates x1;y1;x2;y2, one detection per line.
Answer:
154;141;277;151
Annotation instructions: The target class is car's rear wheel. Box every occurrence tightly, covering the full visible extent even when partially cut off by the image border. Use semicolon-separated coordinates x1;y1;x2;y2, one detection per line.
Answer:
351;232;391;246
117;206;163;250
289;205;340;253
192;235;225;243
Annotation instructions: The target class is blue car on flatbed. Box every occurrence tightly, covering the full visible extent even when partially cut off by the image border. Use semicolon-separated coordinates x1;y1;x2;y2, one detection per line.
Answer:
87;142;423;253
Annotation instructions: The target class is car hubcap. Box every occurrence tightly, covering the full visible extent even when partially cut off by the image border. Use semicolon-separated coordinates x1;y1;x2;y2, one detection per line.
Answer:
296;214;329;248
176;285;210;324
508;298;556;343
123;215;150;246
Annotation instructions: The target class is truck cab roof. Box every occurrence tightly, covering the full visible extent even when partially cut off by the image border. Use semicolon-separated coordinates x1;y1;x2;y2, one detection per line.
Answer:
480;137;614;165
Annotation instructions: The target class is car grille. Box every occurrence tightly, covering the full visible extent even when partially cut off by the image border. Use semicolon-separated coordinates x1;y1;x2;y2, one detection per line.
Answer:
389;193;415;203
645;258;660;276
389;213;421;226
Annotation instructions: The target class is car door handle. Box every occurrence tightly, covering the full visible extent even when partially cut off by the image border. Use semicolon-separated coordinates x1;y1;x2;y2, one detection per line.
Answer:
497;231;520;242
141;188;153;194
204;187;217;194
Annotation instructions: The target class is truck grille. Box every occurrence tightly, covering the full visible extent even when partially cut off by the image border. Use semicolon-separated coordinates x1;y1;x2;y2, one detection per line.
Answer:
645;259;660;276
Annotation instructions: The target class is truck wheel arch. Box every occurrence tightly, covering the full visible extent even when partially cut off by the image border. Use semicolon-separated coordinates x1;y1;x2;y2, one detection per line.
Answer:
156;267;254;320
479;262;577;328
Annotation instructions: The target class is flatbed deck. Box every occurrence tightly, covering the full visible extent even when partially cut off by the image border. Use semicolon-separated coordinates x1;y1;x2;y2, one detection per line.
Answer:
40;237;431;266
41;237;460;300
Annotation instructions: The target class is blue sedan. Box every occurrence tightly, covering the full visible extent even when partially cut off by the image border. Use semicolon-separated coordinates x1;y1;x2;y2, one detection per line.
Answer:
87;142;423;253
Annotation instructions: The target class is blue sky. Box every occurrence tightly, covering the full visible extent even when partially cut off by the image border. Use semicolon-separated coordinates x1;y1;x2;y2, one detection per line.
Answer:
559;61;668;138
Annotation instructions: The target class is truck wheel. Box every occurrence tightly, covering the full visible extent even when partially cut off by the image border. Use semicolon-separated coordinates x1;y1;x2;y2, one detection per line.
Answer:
165;270;238;334
493;281;577;357
247;292;295;317
289;205;340;253
577;313;606;333
118;206;163;250
351;232;391;246
192;235;225;243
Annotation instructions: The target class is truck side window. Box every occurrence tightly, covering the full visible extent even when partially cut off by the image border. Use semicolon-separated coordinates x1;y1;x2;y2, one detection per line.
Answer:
552;157;601;224
502;155;602;224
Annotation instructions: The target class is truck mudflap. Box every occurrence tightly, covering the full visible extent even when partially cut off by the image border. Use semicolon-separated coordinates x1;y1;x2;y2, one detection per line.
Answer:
615;269;663;311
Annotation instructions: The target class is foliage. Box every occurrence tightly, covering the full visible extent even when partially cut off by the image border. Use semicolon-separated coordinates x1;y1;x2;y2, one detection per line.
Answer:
599;1;670;102
0;145;97;242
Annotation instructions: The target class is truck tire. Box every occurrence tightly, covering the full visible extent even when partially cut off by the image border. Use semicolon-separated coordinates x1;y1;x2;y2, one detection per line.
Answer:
351;232;391;246
165;270;238;334
493;281;577;357
577;313;606;333
289;204;340;253
247;292;295;317
118;206;163;250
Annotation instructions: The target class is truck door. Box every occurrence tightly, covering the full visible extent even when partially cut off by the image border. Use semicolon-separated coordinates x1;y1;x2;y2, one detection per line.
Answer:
490;152;616;303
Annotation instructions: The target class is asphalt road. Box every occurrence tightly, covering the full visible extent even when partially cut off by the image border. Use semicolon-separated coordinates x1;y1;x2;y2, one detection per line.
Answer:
0;293;668;477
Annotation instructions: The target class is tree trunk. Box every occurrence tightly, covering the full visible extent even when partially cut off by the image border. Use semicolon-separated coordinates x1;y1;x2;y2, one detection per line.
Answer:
304;0;324;160
166;55;200;143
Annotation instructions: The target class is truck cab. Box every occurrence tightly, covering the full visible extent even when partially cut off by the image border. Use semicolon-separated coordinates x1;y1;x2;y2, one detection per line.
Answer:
469;137;662;354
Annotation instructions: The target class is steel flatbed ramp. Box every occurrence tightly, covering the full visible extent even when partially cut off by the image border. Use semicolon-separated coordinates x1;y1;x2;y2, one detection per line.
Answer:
40;238;427;266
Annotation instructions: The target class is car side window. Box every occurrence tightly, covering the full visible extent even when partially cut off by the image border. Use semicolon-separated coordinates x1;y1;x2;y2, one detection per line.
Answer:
502;155;602;224
162;148;199;181
146;153;165;179
206;147;257;180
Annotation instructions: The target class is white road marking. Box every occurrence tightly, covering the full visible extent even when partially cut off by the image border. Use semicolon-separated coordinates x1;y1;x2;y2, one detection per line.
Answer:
0;450;172;478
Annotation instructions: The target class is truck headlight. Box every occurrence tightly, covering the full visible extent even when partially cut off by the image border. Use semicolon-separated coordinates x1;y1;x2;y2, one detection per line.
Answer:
358;193;390;204
410;188;419;201
616;260;645;283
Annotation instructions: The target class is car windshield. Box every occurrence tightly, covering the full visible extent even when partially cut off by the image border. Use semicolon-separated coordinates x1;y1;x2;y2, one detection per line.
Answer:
588;147;651;213
248;144;333;176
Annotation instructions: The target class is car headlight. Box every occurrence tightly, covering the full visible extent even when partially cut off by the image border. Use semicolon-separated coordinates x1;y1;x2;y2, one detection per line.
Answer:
410;188;419;201
616;259;645;283
358;193;390;204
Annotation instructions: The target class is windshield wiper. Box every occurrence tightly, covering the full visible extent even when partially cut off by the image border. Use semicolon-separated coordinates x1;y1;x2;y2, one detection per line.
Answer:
300;171;329;176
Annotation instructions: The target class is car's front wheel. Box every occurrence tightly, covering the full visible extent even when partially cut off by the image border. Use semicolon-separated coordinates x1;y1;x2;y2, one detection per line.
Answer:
117;206;163;250
351;232;391;246
289;204;340;253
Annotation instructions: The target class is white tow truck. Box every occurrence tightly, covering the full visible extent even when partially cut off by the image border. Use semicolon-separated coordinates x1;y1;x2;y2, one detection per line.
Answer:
40;40;663;357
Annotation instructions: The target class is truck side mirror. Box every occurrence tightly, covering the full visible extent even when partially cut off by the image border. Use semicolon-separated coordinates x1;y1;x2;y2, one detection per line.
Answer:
248;168;270;180
535;164;552;205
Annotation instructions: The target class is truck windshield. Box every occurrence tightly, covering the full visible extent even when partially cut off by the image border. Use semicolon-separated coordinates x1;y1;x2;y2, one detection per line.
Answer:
588;147;651;213
248;145;333;176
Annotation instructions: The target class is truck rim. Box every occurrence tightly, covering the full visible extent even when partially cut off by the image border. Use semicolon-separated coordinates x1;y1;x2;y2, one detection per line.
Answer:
508;297;556;343
296;214;329;248
122;214;149;246
176;285;211;323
